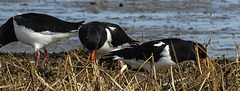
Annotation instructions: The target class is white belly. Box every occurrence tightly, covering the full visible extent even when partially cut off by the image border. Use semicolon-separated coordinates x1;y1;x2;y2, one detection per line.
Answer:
13;20;77;50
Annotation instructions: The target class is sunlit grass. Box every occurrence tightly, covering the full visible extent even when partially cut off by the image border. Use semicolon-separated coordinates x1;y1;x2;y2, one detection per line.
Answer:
0;41;239;90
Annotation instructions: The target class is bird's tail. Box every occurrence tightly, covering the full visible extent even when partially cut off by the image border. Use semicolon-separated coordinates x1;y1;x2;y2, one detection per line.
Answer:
77;21;85;25
77;21;85;31
129;36;140;45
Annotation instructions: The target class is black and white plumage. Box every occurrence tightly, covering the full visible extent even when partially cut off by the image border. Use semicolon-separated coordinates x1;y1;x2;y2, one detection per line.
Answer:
78;21;138;60
0;13;84;67
101;38;206;73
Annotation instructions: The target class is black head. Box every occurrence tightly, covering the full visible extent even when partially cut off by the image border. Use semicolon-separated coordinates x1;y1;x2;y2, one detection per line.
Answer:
195;42;207;59
192;42;207;69
78;21;107;52
0;17;18;47
178;41;207;64
164;39;206;63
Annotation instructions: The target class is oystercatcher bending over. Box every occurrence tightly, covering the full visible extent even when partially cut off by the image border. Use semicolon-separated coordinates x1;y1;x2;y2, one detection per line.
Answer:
78;21;138;61
101;38;207;78
0;13;84;67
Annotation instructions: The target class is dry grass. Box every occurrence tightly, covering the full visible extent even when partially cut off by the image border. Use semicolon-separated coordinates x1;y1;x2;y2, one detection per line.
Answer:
0;42;240;90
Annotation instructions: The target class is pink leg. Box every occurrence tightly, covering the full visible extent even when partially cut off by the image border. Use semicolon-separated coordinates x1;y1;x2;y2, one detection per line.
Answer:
40;48;48;68
35;48;40;67
150;71;155;84
119;60;124;80
118;60;124;68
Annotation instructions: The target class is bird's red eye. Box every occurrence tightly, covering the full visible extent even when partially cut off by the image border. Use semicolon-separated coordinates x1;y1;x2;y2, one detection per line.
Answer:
199;51;203;54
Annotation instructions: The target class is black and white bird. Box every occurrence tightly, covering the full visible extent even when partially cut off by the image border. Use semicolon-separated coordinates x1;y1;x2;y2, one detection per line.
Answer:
78;21;138;60
0;13;84;67
101;38;207;75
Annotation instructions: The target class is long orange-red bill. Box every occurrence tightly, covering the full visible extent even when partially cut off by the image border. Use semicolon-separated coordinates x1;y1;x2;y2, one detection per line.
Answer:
90;50;95;63
200;59;206;70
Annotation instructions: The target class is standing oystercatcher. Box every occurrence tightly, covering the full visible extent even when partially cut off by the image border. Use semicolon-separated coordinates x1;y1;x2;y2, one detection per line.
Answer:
101;38;207;77
0;13;84;67
78;21;138;61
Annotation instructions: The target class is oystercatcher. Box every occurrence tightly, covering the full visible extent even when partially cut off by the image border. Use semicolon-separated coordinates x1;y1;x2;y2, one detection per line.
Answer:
0;13;84;67
101;38;207;76
78;21;138;61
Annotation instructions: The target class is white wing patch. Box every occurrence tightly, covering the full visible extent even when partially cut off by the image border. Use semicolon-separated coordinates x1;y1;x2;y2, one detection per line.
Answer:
160;45;170;56
70;30;78;33
113;43;131;51
95;28;113;58
16;13;22;15
154;45;175;70
41;31;54;34
113;55;124;60
154;41;165;47
41;30;78;35
108;27;116;31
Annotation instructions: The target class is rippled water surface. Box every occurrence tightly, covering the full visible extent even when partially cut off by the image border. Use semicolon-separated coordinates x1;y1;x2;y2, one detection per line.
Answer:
0;0;240;58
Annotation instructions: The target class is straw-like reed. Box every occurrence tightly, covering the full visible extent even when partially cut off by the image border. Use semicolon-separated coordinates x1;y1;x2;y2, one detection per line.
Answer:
0;39;239;90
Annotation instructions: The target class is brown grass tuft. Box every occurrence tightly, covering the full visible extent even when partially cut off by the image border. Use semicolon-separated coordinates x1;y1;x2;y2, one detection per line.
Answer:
0;42;239;90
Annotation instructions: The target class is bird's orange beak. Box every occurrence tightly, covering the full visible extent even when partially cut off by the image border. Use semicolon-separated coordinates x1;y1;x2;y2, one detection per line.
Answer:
90;50;95;63
200;59;206;70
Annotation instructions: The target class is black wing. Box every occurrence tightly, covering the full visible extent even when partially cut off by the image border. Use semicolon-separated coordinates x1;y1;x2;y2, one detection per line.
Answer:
105;22;138;47
14;13;84;33
104;42;166;62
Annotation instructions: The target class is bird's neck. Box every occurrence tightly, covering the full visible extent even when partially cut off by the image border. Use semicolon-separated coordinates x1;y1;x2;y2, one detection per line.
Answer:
0;17;18;47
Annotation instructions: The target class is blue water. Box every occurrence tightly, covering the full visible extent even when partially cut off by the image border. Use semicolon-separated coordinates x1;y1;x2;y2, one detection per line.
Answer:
0;0;240;58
